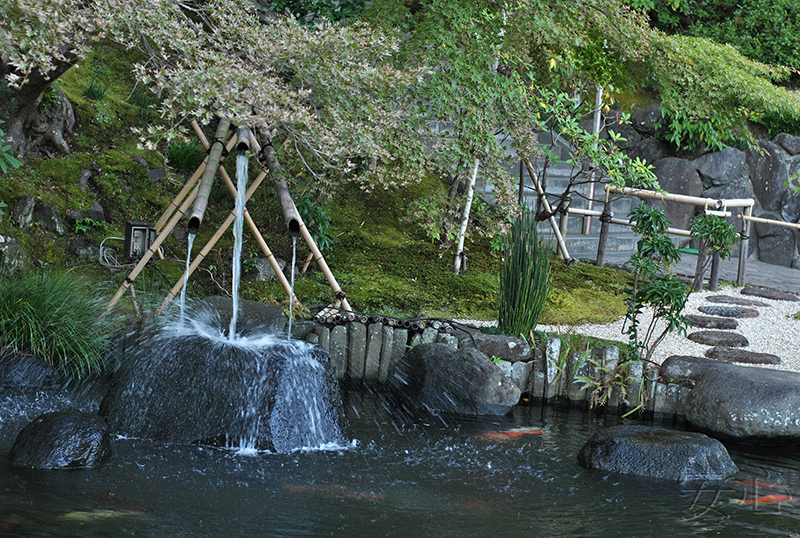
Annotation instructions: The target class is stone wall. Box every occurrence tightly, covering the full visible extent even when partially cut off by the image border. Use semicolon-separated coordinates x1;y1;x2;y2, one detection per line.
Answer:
293;319;690;419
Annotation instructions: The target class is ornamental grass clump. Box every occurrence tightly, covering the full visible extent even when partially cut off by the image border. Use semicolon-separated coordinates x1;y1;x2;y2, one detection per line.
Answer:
0;269;116;379
498;210;551;338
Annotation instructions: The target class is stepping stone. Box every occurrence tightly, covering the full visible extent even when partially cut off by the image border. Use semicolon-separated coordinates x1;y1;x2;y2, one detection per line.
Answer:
705;295;769;308
741;287;799;302
705;347;781;365
685;314;738;330
688;330;749;347
698;305;759;318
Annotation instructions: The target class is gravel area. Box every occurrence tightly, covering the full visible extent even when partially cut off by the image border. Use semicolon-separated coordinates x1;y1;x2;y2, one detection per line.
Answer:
460;286;800;372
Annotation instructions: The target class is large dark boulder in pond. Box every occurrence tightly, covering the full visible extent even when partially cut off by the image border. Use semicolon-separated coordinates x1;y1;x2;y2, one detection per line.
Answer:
684;364;800;443
578;425;737;481
9;410;111;469
454;330;531;363
100;312;346;452
389;343;520;416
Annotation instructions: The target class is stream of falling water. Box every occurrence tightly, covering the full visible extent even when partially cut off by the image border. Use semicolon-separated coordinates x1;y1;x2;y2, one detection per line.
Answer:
229;152;248;340
179;233;195;324
288;235;296;338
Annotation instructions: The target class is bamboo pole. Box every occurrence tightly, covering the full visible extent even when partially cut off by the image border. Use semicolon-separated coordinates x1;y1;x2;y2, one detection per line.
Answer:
737;206;755;286
583;85;603;235
523;157;570;260
156;173;266;316
192;126;300;309
256;125;352;313
187;118;231;234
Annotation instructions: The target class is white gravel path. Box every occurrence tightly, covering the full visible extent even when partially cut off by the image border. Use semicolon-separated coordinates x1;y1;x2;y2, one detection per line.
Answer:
462;286;800;372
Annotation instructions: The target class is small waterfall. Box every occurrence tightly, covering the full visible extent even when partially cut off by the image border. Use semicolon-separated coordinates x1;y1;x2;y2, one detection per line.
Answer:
288;236;297;338
179;233;196;324
229;152;248;340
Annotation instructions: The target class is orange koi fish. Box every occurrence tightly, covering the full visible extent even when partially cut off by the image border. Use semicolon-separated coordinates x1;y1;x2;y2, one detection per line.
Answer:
731;494;799;506
476;427;545;441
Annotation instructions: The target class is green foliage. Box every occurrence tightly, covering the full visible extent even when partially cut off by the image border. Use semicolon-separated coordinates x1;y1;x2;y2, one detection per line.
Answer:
295;194;335;251
624;204;688;362
83;79;108;101
498;210;551;338
0;120;23;174
689;213;740;290
647;34;800;151
166;141;206;174
74;217;107;235
637;0;800;71
690;214;740;260
269;0;366;24
0;269;116;379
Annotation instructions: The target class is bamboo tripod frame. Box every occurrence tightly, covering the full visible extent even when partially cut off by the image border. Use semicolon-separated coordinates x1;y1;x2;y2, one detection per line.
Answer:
107;119;352;317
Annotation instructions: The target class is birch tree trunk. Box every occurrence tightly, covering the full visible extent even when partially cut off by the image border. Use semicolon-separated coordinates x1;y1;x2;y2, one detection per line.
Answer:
453;158;479;275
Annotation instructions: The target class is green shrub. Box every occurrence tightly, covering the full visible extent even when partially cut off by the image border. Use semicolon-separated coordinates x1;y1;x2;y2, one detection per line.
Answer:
83;79;108;101
498;210;551;338
166;141;206;174
0;269;116;379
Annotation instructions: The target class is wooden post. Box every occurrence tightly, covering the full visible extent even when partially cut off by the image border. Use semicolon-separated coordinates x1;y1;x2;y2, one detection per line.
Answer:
709;252;721;291
737;205;753;287
595;198;612;267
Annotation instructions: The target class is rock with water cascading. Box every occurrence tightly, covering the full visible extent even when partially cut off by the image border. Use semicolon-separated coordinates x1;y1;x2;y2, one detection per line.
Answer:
99;311;347;452
388;343;521;416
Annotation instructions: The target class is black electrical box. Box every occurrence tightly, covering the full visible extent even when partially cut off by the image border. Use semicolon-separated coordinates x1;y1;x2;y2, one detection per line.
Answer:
124;221;156;260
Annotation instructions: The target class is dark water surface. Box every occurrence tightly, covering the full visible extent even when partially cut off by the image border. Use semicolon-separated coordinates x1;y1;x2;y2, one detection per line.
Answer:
2;388;800;537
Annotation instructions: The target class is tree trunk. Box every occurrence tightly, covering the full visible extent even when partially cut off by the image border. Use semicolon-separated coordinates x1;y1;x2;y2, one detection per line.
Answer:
2;57;78;157
453;158;479;275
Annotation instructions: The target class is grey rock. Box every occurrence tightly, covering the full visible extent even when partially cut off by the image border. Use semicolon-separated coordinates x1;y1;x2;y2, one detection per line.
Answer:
626;137;670;165
79;169;92;193
497;360;533;393
148;168;167;183
69;237;100;261
9;410;111;469
660;355;719;382
0;353;66;388
130;155;148;167
684;314;738;330
14;194;36;230
577;425;737;481
741;287;799;302
754;211;796;267
455;331;531;363
348;323;367;378
389;343;521;416
684;363;800;442
697;305;759;318
246;257;286;282
779;189;800;223
705;295;769;307
649;157;705;232
69;202;106;225
605;114;641;150
692;147;749;188
687;330;749;347
0;235;28;273
747;141;789;211
630;103;663;136
705;347;780;365
33;202;66;235
774;133;800;155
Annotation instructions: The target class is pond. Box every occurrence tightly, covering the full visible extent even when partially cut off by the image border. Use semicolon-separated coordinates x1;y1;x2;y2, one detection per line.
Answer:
1;387;800;537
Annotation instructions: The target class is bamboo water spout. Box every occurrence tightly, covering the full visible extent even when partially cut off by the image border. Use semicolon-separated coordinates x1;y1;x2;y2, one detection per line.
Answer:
188;118;231;234
256;126;300;236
